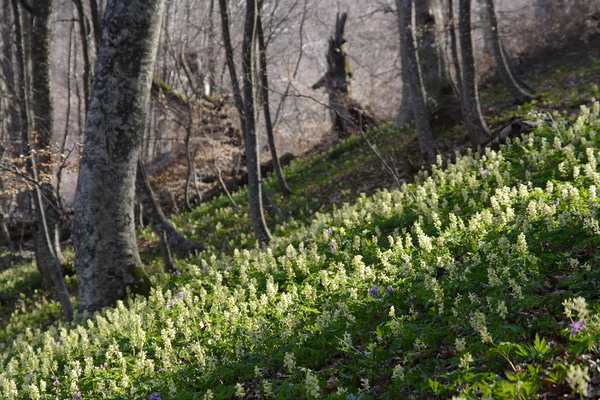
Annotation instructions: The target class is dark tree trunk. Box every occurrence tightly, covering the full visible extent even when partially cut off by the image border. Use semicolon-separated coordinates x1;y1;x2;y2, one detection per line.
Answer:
397;0;458;128
31;0;65;264
396;45;413;126
458;0;490;145
74;0;165;314
136;157;203;258
183;127;193;211
448;0;463;99
397;0;437;165
485;0;535;103
73;0;93;113
256;9;292;195
1;0;21;150
13;0;73;319
11;0;29;167
88;0;102;51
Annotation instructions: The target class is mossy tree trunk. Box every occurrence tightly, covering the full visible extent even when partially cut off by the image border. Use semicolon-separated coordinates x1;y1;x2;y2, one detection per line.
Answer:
74;0;165;314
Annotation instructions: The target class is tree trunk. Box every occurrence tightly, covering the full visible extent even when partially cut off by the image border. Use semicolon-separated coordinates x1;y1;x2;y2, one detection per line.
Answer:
219;0;272;244
28;0;68;286
72;0;93;114
183;126;193;211
447;0;463;100
1;0;21;151
12;0;73;319
397;0;437;165
397;0;458;128
396;45;413;126
256;9;292;195
74;0;165;314
458;0;490;145
136;157;203;258
206;0;217;95
485;0;535;103
242;0;272;243
88;0;102;51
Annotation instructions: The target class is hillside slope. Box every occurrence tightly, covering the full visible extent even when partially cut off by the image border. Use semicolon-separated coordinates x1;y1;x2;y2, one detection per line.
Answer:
0;101;599;398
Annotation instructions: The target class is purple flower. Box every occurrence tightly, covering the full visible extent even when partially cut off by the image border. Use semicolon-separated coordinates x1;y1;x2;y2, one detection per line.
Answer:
225;266;232;273
166;300;175;309
172;270;181;277
571;321;587;336
369;286;380;299
148;392;162;400
72;392;83;400
17;299;25;307
325;227;333;236
328;241;337;253
97;364;105;370
55;337;62;345
386;286;394;295
551;199;560;207
53;379;60;387
176;291;185;301
480;169;489;178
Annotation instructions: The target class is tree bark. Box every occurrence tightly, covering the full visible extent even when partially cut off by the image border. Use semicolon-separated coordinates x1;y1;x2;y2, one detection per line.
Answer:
136;157;203;258
257;9;292;195
74;0;165;314
458;0;490;145
396;45;413;126
1;0;21;150
485;0;535;103
397;0;437;165
72;0;93;114
88;0;102;51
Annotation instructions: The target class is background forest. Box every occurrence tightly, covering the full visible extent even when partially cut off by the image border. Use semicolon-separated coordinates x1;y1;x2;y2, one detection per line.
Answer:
0;0;600;398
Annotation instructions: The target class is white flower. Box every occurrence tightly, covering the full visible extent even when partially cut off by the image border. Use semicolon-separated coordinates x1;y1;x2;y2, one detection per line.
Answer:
566;364;590;396
459;353;473;369
284;352;296;374
392;365;404;381
455;337;466;354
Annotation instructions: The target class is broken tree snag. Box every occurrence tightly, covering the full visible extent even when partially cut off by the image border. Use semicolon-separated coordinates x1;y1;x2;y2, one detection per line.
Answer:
312;12;351;138
312;13;379;138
